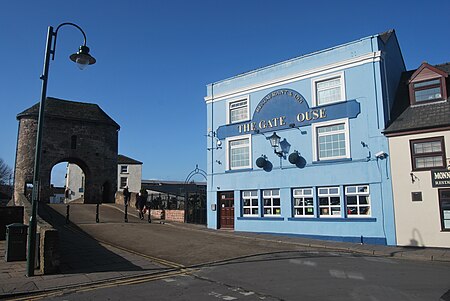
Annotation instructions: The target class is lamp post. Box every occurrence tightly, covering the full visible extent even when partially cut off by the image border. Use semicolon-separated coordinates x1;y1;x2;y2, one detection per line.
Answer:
27;23;96;277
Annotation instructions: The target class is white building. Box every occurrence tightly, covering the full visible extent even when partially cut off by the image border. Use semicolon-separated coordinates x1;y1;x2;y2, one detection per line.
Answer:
117;154;142;193
65;164;85;201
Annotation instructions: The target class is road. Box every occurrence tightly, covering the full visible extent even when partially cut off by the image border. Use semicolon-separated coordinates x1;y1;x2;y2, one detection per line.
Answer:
33;203;450;301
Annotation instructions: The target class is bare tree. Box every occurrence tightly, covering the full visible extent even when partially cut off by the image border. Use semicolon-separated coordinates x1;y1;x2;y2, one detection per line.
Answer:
0;158;12;185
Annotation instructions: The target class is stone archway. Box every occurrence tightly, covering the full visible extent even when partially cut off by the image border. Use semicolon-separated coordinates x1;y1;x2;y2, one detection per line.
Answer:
14;97;120;204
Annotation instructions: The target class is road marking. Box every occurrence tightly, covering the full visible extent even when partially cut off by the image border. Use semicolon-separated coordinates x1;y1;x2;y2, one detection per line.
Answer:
209;291;238;300
163;278;176;282
289;259;317;267
329;269;365;281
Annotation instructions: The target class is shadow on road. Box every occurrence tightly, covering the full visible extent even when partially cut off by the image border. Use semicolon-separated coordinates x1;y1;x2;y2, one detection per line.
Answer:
38;203;146;275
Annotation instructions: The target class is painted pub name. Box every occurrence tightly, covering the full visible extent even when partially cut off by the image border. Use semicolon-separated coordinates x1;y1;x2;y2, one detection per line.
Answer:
238;108;327;134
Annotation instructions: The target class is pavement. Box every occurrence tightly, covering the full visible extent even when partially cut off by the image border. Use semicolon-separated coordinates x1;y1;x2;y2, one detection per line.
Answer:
1;203;450;300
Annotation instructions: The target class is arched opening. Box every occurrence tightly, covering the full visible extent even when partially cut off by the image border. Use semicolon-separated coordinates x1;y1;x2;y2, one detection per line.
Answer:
49;159;89;204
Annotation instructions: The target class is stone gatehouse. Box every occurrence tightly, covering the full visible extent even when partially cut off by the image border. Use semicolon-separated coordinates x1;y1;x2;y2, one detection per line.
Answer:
14;97;120;204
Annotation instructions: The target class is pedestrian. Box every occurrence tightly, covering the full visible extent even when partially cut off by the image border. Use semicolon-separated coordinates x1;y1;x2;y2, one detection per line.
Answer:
123;186;130;206
138;192;146;220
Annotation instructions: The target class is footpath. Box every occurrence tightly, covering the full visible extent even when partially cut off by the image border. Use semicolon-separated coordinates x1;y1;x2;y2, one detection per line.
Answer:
1;203;449;299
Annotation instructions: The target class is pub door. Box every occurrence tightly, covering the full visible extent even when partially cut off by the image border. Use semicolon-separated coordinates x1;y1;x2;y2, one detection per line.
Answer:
218;191;234;229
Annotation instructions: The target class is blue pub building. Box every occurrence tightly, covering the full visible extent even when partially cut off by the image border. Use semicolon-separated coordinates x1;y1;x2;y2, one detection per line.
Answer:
205;30;405;245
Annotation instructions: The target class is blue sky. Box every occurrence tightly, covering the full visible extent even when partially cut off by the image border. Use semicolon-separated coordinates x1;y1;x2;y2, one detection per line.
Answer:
1;0;449;186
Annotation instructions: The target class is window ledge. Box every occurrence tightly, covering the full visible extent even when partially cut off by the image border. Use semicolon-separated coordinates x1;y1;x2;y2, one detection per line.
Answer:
288;217;376;222
225;168;253;173
237;217;284;221
312;158;352;165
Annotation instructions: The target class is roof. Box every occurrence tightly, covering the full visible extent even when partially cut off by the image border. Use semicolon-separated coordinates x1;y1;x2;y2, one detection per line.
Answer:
384;63;450;135
118;154;143;165
17;97;120;129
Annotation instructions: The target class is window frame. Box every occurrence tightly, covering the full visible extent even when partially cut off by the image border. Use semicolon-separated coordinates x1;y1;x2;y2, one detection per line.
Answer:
312;72;346;107
292;188;314;217
345;185;371;217
241;190;259;217
226;134;252;170
227;96;250;124
318;186;341;217
312;118;350;162
409;77;446;105
438;189;450;232
119;177;128;189
263;189;281;217
410;137;446;171
120;165;129;174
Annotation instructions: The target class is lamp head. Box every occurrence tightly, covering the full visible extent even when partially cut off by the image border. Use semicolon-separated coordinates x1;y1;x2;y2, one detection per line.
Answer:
70;45;96;70
267;132;281;148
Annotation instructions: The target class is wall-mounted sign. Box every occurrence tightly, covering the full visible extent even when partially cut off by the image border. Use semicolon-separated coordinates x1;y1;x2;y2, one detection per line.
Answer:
431;169;450;187
216;88;360;140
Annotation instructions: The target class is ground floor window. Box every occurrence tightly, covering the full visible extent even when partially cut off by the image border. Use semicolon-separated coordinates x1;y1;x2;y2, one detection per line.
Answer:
263;189;281;216
293;188;314;217
318;186;341;217
345;185;370;216
439;189;450;231
242;190;258;216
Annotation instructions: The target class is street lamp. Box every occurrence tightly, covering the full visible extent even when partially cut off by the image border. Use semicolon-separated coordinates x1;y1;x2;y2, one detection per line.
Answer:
267;132;283;157
27;22;96;277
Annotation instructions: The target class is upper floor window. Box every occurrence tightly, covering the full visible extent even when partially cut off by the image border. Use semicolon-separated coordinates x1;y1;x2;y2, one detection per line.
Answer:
410;137;446;171
227;135;251;170
408;63;448;105
228;97;249;124
312;72;345;106
119;177;128;189
120;165;128;174
312;119;350;161
412;79;443;103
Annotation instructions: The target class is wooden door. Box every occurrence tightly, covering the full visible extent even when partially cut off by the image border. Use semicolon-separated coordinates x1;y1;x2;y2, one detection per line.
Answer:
218;191;234;229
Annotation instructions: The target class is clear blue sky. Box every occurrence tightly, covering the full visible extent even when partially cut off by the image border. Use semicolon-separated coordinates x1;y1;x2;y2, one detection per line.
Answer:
0;0;449;185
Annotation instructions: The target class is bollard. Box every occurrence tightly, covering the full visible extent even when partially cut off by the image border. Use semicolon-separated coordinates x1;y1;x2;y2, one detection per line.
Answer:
96;203;100;223
124;203;128;223
66;204;70;224
148;208;151;223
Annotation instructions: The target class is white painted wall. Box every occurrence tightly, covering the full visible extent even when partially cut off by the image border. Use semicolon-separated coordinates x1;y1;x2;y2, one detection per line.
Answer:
65;164;85;201
118;164;142;193
389;131;450;248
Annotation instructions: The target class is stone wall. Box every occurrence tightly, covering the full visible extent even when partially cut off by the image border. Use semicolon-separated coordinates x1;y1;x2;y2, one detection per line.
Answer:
150;209;185;223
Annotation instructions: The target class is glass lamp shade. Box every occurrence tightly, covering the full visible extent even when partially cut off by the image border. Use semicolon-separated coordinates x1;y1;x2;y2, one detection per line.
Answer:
70;45;96;70
267;132;281;148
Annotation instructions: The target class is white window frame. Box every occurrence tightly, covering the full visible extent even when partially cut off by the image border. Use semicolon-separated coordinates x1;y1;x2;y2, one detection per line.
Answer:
226;134;252;170
263;189;281;216
120;165;128;174
318;186;341;217
312;118;350;161
119;177;128;189
242;190;259;217
227;95;250;124
293;188;314;217
345;185;371;217
312;72;346;107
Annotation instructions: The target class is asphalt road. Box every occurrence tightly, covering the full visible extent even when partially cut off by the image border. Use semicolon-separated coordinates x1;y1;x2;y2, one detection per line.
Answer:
41;203;450;301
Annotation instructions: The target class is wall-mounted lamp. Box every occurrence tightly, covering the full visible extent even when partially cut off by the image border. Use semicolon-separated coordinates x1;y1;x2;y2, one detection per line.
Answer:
207;131;222;151
267;132;284;157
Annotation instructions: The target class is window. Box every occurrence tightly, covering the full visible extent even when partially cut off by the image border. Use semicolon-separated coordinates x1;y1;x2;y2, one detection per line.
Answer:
227;135;251;170
120;177;128;189
120;165;128;174
313;73;345;106
293;188;314;217
439;190;450;231
345;185;370;217
263;189;281;216
313;119;349;161
410;137;445;171
411;79;443;103
318;187;341;217
242;190;258;216
228;97;249;124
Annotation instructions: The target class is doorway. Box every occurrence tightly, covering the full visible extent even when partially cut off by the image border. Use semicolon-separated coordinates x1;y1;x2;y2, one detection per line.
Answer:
218;191;234;229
